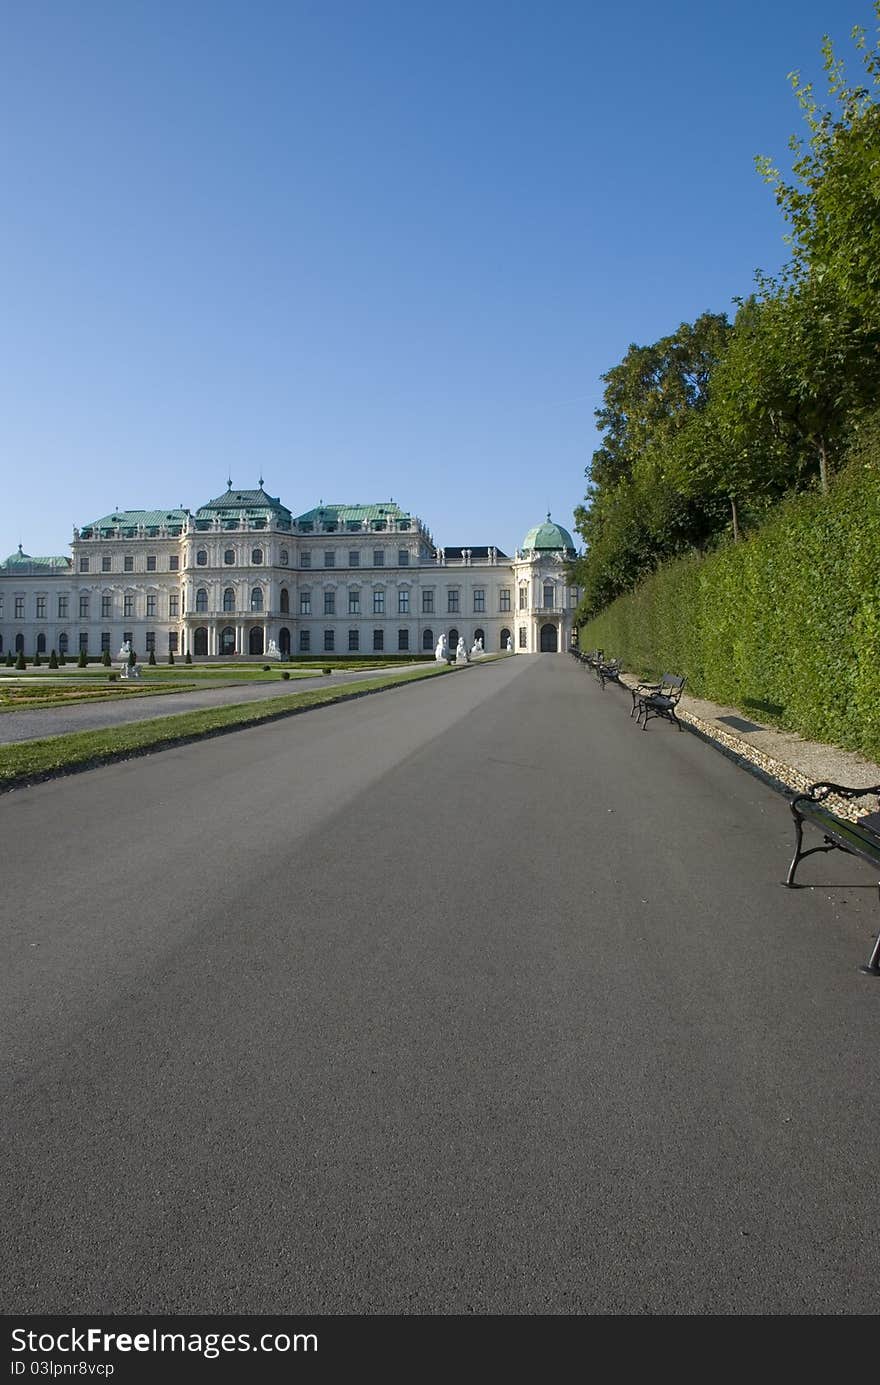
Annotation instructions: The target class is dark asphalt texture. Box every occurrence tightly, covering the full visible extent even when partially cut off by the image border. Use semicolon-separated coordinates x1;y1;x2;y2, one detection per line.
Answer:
1;655;878;1315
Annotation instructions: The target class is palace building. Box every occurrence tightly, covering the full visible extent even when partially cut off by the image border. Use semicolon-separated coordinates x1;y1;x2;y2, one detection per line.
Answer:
0;485;579;660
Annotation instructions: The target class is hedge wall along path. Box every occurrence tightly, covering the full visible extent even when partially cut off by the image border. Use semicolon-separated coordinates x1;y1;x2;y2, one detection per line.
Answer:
578;460;880;761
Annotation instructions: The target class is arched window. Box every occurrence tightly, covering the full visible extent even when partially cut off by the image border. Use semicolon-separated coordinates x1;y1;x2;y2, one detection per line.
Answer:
543;582;555;608
500;627;511;650
37;633;46;653
196;588;208;613
194;627;209;656
223;587;235;612
474;628;485;648
250;587;264;612
448;628;459;648
220;626;236;655
280;587;289;614
15;633;24;652
58;632;69;654
251;548;263;565
224;549;235;565
280;549;289;566
196;549;208;566
422;628;434;650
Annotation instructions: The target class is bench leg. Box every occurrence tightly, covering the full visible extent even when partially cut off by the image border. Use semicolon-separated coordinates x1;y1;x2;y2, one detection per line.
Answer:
784;809;805;886
859;885;880;975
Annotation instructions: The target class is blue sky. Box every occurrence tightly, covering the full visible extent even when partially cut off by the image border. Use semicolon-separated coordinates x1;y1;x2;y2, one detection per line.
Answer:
0;0;869;558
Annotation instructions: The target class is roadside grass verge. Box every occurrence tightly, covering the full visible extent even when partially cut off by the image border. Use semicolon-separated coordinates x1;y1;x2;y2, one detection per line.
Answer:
0;682;195;712
0;663;461;790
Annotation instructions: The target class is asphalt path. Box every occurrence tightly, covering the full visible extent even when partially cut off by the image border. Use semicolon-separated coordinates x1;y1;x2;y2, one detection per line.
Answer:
0;663;430;744
1;656;878;1314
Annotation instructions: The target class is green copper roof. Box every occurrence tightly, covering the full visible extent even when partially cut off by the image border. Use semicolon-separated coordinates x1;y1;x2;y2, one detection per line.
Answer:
196;485;291;519
295;502;413;528
81;509;188;536
1;546;70;570
521;515;576;552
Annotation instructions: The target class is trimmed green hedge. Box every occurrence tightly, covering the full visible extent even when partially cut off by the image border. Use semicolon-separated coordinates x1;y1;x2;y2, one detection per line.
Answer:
579;457;880;760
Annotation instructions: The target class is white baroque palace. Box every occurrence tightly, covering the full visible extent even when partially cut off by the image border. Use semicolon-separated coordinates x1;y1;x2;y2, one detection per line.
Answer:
0;486;579;660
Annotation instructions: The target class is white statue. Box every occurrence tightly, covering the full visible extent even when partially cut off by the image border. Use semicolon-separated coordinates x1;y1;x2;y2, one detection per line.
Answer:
470;636;484;657
506;636;513;652
455;637;468;664
118;640;131;660
435;634;448;662
266;639;281;661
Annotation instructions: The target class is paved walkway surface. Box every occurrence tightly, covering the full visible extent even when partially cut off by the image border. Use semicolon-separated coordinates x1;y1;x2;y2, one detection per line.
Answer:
0;663;432;744
1;656;877;1314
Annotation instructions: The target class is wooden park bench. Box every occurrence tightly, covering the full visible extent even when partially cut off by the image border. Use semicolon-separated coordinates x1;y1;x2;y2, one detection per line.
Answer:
633;674;686;731
596;656;623;690
784;780;880;975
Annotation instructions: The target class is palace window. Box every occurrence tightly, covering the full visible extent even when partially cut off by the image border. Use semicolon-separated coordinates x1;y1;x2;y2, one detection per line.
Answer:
15;597;24;618
168;632;179;653
102;556;111;572
280;587;289;614
349;629;359;651
146;595;157;618
37;633;46;654
373;589;385;615
123;594;133;618
301;551;311;568
79;632;88;653
124;556;134;573
36;596;46;619
447;590;459;613
349;590;360;615
398;629;409;651
519;587;527;610
299;630;310;652
197;550;207;566
57;596;68;618
398;590;409;614
101;594;111;618
473;589;485;613
79;595;89;619
147;555;157;572
250;588;264;612
398;549;409;567
146;632;156;653
169;594;179;617
169;555;179;571
422;590;434;614
324;550;335;568
280;549;289;566
543;583;554;608
422;628;434;650
324;629;335;652
500;588;511;612
323;590;335;616
223;588;235;612
58;633;69;654
349;550;360;567
519;626;527;648
251;548;263;565
300;591;311;615
101;632;111;654
196;588;208;613
80;557;89;572
373;549;384;567
224;549;235;565
373;629;384;651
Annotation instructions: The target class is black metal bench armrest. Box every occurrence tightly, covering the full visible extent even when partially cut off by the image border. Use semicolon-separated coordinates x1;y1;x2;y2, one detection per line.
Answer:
792;781;880;811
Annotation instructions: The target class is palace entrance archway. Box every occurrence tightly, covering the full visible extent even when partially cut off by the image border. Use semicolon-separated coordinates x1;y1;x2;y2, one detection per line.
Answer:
539;623;558;653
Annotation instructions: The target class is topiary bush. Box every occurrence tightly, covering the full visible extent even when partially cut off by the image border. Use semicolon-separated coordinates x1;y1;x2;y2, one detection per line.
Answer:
185;652;192;664
579;454;880;760
148;649;156;665
108;672;118;682
48;650;58;669
16;651;26;670
32;651;41;667
102;650;111;666
59;652;66;665
322;667;332;676
77;649;88;668
168;650;175;665
282;670;290;679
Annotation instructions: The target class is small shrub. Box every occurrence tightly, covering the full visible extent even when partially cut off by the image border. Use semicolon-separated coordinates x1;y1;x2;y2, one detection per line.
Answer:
168;651;175;665
48;650;58;669
322;667;332;676
33;651;41;666
185;652;192;664
128;648;137;666
102;650;111;666
262;665;271;672
108;673;118;682
58;652;66;665
77;650;87;668
16;651;26;670
148;649;156;665
282;670;290;680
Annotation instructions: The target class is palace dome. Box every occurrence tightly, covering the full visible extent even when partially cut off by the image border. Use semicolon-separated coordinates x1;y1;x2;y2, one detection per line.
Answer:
521;514;575;553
